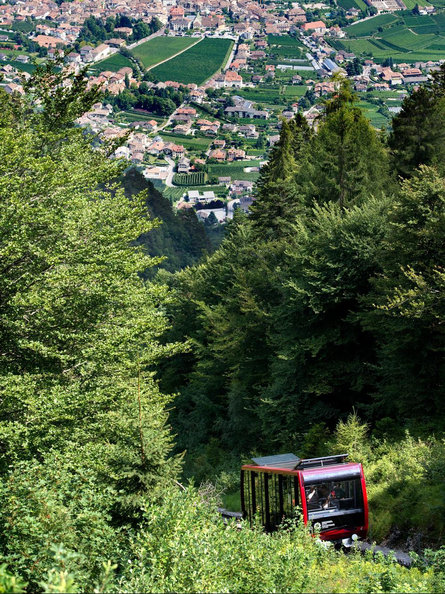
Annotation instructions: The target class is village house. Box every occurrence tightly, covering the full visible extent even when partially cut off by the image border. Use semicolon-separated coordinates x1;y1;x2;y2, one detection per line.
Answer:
163;143;185;158
176;107;197;117
4;82;24;95
209;149;227;162
238;124;258;139
80;45;94;62
227;147;246;161
35;34;67;48
381;67;404;86
177;157;191;174
170;17;192;31
225;99;269;119
91;44;111;62
250;50;266;60
188;190;217;204
115;27;133;37
173;123;192;134
231;180;253;195
106;38;126;48
301;20;326;35
315;81;336;96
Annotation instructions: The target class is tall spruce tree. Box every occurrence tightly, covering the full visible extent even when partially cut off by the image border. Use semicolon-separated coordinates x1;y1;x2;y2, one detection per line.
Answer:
363;166;445;423
250;117;308;235
389;64;445;177
298;81;389;208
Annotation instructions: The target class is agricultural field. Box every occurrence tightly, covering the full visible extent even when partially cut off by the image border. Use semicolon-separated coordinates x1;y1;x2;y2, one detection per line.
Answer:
207;160;262;182
403;0;432;7
345;13;399;37
3;59;37;74
334;9;445;63
0;20;35;33
237;87;283;103
160;133;212;151
133;36;200;69
151;38;233;85
0;29;16;39
115;110;165;124
282;85;309;98
337;0;367;8
267;35;305;47
89;52;133;74
356;100;390;129
173;172;206;186
267;34;306;60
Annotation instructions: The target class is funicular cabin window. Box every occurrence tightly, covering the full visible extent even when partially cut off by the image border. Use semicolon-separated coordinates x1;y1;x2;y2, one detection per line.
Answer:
242;469;299;530
303;477;365;531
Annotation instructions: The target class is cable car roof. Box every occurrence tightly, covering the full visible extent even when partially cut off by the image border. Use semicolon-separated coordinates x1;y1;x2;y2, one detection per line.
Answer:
251;453;300;469
250;453;349;471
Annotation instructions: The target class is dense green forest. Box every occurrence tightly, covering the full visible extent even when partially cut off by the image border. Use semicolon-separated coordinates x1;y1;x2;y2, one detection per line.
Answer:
0;65;444;592
159;73;445;543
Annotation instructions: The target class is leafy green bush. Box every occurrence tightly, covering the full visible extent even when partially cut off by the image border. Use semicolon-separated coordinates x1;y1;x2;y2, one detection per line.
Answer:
330;414;445;543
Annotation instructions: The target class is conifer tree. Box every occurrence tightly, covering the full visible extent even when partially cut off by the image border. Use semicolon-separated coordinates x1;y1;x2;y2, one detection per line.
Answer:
250;118;307;235
363;166;445;421
389;64;445;177
298;80;389;208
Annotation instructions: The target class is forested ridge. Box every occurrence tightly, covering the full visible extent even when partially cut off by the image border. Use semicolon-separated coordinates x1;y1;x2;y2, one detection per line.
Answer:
0;65;444;592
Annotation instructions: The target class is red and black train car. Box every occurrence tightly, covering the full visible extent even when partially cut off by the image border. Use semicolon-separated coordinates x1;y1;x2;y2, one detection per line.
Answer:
241;453;368;545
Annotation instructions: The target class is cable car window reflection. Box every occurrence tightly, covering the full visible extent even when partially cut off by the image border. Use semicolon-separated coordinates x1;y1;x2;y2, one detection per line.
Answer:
304;478;363;516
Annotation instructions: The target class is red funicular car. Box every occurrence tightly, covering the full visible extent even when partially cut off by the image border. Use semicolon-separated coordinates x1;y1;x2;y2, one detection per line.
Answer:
241;453;368;546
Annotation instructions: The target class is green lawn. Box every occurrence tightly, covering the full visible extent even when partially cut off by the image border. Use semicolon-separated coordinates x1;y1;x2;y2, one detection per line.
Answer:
88;53;133;74
151;38;233;85
133;36;200;69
